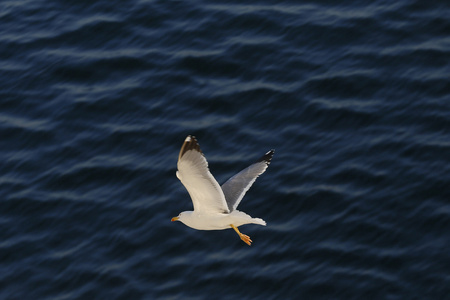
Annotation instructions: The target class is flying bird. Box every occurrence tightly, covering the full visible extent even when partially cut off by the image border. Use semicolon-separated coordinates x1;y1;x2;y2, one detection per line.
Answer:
171;135;274;246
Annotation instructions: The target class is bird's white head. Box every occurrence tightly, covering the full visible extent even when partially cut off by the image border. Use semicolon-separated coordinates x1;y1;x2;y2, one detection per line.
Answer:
171;211;192;223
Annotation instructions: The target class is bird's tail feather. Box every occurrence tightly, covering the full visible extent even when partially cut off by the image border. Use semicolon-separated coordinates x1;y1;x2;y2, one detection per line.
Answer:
252;218;266;226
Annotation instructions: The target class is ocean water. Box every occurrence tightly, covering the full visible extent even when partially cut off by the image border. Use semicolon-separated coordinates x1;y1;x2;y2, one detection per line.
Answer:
1;0;449;299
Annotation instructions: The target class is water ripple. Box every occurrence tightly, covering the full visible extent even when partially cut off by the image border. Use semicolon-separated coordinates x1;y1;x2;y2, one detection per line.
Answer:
1;0;449;298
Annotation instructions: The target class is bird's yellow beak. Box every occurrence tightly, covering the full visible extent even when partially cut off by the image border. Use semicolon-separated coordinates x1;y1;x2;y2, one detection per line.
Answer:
171;216;179;222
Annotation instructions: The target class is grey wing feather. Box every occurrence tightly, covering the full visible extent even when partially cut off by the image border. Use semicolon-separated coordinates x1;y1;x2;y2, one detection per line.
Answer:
221;150;274;212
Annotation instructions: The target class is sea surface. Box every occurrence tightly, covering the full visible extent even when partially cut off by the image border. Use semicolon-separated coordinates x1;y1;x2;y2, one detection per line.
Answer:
1;0;449;299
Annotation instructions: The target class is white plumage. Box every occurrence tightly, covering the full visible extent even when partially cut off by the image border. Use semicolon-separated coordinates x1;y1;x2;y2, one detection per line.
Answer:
171;135;274;245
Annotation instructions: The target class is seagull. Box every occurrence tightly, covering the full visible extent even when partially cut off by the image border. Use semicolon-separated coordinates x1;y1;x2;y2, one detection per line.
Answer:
171;135;274;246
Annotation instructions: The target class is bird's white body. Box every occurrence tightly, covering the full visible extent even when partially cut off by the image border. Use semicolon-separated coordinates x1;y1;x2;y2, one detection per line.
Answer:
177;210;266;231
171;135;274;245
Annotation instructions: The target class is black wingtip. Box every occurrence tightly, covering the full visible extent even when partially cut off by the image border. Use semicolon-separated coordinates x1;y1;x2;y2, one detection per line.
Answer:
257;149;275;165
178;135;202;161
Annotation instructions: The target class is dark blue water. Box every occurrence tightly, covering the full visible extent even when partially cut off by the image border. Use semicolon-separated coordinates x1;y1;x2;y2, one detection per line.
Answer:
1;0;449;299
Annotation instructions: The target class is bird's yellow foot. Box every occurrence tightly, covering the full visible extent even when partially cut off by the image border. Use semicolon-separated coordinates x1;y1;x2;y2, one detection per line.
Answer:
230;224;252;246
239;233;252;246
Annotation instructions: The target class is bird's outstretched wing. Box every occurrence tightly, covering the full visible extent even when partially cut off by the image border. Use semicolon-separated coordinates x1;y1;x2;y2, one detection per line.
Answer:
221;150;274;212
177;136;230;214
